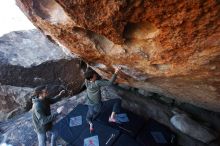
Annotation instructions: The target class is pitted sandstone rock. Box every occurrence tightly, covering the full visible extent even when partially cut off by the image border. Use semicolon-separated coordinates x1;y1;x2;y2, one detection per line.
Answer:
16;0;220;112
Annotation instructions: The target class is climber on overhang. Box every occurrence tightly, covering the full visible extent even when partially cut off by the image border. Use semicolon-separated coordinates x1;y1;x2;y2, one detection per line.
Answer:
83;66;121;133
31;86;66;146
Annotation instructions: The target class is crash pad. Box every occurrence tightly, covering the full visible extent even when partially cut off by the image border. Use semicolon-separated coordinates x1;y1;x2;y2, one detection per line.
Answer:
54;104;88;144
96;99;145;137
71;121;120;146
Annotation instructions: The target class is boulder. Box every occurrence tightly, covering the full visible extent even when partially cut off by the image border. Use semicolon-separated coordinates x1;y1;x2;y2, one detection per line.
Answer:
0;29;85;90
0;29;71;67
170;111;217;143
0;59;85;89
16;0;220;112
0;86;33;121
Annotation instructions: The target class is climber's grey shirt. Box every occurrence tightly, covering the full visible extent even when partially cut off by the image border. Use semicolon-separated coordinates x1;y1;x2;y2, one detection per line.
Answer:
85;73;117;105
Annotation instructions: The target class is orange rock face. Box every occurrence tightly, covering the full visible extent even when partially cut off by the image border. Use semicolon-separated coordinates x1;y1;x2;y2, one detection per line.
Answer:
16;0;220;112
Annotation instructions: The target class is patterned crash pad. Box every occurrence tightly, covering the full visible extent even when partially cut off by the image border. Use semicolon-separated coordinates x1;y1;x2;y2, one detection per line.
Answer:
54;100;176;146
54;104;88;144
71;121;120;146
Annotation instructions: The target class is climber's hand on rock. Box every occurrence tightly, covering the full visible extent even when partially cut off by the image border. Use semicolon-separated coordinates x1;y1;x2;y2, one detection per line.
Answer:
115;66;121;74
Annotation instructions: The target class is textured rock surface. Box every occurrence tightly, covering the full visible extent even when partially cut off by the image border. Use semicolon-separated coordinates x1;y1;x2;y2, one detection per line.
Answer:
0;29;72;67
16;0;220;112
0;59;85;89
0;86;33;121
170;113;216;143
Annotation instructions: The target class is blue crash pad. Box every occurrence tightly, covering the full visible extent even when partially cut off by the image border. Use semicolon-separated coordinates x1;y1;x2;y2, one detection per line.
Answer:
71;121;120;146
54;104;88;144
